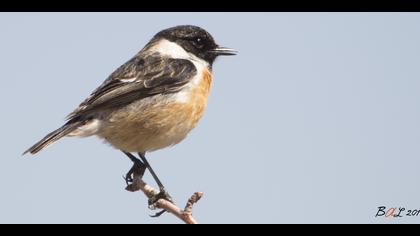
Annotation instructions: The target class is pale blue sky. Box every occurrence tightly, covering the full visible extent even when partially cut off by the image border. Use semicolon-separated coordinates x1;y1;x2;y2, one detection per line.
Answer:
1;13;419;223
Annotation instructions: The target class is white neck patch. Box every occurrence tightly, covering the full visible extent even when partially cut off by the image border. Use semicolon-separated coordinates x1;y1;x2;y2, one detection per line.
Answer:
151;39;209;69
150;39;211;104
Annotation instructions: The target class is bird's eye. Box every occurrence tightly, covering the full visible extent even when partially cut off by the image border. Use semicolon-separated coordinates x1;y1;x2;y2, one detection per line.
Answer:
191;37;204;48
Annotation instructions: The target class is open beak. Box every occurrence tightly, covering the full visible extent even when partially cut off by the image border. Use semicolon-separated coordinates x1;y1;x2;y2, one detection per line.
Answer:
211;47;237;56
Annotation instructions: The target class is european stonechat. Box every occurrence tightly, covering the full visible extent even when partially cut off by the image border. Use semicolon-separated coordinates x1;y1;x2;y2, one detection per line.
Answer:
23;25;236;202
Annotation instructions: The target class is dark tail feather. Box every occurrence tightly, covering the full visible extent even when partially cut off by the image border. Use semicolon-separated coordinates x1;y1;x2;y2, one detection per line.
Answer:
23;121;81;155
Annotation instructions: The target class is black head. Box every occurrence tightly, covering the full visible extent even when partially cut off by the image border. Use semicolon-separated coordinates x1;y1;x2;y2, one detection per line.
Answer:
153;25;236;64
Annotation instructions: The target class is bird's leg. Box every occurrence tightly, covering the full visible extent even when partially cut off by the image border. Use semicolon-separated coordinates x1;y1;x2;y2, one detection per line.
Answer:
123;151;172;217
137;152;173;206
122;151;146;185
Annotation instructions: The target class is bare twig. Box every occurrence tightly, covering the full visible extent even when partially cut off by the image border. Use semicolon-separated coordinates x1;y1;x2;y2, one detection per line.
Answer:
125;171;203;224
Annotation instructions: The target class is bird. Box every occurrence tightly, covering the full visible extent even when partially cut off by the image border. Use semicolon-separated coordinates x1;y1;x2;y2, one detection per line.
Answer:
23;25;236;206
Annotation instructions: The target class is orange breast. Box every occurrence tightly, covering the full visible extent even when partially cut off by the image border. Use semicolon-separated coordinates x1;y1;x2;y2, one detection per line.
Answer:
188;68;213;125
98;68;214;152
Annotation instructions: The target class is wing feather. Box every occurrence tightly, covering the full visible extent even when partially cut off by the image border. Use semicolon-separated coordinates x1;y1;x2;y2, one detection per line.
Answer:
67;53;196;120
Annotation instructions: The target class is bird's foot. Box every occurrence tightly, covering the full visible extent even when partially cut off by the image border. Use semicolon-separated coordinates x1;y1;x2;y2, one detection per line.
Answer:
124;160;146;186
148;187;174;217
149;187;173;205
150;209;167;218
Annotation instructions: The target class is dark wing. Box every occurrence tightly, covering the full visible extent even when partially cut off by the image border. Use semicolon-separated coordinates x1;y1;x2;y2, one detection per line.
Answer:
67;53;196;120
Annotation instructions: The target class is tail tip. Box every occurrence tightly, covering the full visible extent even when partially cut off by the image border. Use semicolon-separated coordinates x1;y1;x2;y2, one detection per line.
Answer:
22;149;32;156
22;146;37;156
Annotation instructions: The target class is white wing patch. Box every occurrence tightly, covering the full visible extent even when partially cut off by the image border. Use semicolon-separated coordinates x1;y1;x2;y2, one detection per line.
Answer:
119;77;137;83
